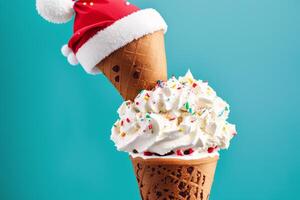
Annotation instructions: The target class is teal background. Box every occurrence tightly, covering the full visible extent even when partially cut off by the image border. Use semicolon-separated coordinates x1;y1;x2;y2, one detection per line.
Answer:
1;0;299;199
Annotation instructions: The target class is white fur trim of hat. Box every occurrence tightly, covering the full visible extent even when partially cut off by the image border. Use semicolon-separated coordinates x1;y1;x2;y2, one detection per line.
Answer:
75;8;167;75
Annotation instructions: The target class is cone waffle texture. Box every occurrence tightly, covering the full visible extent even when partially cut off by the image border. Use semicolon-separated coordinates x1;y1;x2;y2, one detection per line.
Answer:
97;30;167;100
131;156;219;200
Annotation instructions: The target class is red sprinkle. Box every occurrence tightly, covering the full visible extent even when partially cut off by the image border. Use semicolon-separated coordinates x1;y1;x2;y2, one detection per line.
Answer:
144;151;153;156
148;124;153;129
135;102;139;105
121;120;124;126
126;118;131;123
207;147;215;153
177;87;182;90
176;149;183;156
145;93;150;97
192;83;197;88
188;148;194;154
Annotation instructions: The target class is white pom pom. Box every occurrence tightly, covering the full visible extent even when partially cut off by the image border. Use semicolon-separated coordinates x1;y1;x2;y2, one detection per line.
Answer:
67;53;79;66
36;0;74;24
61;44;72;57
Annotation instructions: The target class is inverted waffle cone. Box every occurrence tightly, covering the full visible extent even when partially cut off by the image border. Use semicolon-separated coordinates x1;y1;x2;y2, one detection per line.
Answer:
96;30;167;101
131;156;219;200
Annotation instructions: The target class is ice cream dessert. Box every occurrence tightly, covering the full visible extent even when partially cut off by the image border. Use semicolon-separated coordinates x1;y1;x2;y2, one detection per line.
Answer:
112;70;236;158
111;71;236;199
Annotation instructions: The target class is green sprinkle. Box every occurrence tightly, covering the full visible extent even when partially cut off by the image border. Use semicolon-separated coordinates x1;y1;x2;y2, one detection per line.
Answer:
188;108;193;113
146;113;151;119
185;102;190;110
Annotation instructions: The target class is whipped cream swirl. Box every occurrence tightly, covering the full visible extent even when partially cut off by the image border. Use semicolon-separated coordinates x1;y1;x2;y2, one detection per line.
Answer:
111;71;236;157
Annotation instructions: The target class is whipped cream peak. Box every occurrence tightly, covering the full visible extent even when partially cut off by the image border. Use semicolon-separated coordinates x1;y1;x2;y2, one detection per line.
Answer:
111;71;236;159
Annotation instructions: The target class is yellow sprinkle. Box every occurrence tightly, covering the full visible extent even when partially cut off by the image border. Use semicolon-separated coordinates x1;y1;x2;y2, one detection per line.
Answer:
144;96;149;101
207;88;212;95
179;128;184;132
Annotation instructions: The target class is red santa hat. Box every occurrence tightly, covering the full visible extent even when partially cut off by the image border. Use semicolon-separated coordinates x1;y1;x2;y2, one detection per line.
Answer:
36;0;167;74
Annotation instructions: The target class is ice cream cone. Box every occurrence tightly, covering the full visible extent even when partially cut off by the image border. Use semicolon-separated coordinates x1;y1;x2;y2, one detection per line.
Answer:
131;156;219;200
96;30;167;101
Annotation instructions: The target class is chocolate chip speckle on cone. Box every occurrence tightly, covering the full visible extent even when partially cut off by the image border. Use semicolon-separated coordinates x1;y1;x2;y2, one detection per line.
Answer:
131;156;219;200
97;30;167;100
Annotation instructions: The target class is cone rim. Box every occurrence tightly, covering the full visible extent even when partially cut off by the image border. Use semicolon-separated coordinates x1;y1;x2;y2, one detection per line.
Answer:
130;155;219;165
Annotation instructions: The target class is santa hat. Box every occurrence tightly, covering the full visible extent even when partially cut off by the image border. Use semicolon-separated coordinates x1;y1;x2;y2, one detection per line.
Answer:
36;0;167;74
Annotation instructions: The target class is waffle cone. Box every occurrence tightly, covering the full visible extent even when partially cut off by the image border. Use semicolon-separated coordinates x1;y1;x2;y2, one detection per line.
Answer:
131;156;219;200
96;30;167;101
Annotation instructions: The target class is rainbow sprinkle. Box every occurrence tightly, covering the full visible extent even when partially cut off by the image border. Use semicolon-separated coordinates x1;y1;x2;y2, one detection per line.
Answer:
207;87;212;94
218;110;225;117
156;80;163;88
185;102;190;110
121;132;126;137
166;114;176;121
